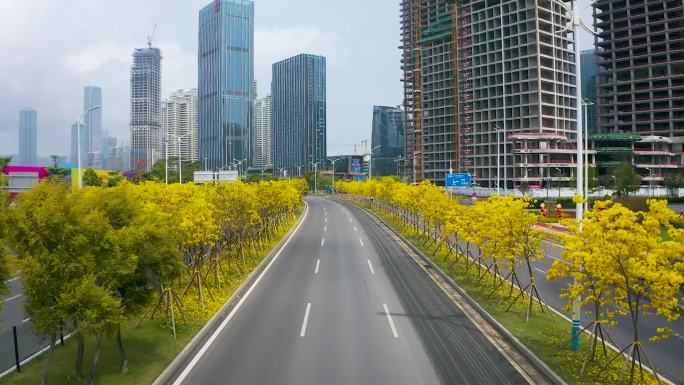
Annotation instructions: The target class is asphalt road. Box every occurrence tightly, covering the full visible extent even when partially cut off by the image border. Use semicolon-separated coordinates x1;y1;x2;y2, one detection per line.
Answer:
0;276;26;330
174;197;530;385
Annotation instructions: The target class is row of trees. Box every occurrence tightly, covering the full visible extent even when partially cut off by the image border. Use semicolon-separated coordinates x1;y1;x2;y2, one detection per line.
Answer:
0;178;306;385
337;177;684;384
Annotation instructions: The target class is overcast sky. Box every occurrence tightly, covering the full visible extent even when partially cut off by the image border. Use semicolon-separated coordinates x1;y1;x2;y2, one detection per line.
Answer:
0;0;594;159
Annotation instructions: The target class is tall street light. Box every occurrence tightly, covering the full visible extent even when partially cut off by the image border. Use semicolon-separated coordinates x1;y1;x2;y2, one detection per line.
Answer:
76;105;102;189
555;0;597;352
328;158;341;194
645;167;653;197
295;165;305;178
582;98;595;211
310;161;321;194
369;145;381;179
495;124;502;195
167;133;189;184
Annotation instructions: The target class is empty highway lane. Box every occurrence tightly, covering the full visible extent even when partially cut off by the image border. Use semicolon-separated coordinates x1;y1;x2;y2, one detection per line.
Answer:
172;197;530;385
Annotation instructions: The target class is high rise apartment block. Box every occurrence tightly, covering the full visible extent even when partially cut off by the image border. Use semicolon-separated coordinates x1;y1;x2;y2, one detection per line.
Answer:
253;93;272;169
401;0;582;187
130;47;162;172
198;0;254;171
18;108;37;165
162;89;199;164
595;0;683;181
272;54;327;177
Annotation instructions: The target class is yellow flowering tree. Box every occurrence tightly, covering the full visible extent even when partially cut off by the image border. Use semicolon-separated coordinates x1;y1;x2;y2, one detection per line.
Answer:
549;200;684;383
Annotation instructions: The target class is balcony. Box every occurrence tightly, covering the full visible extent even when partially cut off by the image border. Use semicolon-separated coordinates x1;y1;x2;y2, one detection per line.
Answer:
635;163;679;169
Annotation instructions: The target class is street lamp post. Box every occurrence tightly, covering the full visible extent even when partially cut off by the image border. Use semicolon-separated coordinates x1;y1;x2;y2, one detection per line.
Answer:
296;165;305;178
166;133;189;184
645;167;653;197
495;124;501;195
369;145;381;179
554;0;597;352
582;98;594;211
555;167;562;199
76;105;102;189
310;161;321;194
328;158;341;194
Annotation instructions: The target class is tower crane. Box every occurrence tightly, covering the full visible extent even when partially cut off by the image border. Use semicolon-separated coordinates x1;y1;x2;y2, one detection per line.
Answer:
147;23;157;48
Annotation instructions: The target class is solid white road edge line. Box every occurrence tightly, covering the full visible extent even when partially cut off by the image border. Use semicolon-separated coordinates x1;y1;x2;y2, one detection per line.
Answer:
367;260;375;275
171;202;309;385
383;304;399;338
1;294;22;303
300;302;312;337
315;259;320;274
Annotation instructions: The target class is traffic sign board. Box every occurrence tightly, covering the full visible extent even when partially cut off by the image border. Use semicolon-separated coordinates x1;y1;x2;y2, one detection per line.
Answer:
446;173;472;187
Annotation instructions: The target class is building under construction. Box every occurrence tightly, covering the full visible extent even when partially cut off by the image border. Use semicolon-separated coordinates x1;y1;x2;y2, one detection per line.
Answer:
130;47;162;172
402;0;584;188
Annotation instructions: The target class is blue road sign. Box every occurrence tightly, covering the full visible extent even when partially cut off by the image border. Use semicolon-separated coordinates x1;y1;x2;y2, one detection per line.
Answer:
446;173;472;187
353;175;367;181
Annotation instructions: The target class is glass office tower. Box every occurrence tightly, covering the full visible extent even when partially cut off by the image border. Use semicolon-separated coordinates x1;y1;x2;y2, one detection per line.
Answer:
198;0;255;171
272;54;327;177
371;106;405;177
18;108;37;165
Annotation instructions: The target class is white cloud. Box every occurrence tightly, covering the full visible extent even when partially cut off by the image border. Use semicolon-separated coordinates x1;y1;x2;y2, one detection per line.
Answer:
254;25;341;95
157;40;198;95
63;41;132;74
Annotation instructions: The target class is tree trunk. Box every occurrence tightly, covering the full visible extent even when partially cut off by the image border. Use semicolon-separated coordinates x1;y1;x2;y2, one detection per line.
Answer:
75;324;84;380
116;325;128;374
41;334;57;385
86;333;104;385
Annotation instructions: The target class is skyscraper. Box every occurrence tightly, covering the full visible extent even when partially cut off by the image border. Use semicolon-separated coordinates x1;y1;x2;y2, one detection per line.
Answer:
595;0;683;177
580;49;598;134
18;108;37;165
272;54;327;176
253;93;272;169
198;0;255;171
457;0;578;189
130;47;162;172
83;86;102;168
401;0;581;188
400;1;460;184
371;106;405;177
162;89;199;164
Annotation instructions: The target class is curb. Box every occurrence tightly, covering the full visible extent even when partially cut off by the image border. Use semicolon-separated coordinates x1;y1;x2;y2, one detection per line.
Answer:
152;203;308;385
344;200;567;385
